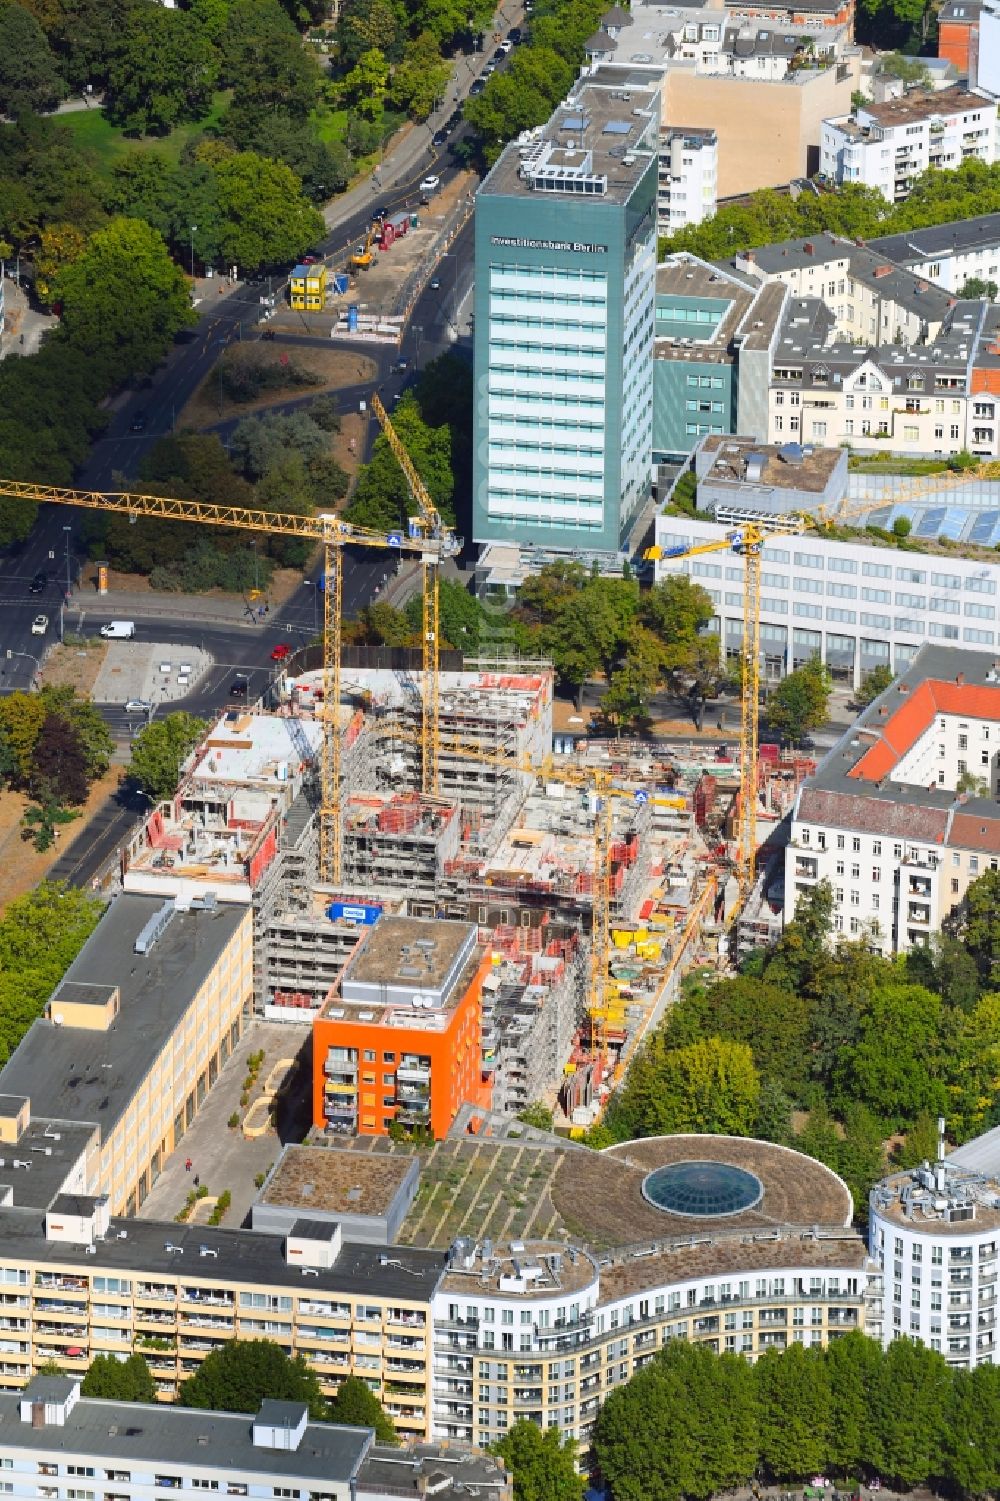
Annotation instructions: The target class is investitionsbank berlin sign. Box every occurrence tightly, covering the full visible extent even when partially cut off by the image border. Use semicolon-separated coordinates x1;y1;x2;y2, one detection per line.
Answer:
490;236;608;253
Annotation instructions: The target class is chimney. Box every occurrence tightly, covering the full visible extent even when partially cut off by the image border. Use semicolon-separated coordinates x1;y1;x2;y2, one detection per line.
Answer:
804;241;814;254
31;1405;45;1429
744;249;755;264
899;682;910;694
956;671;965;685
874;264;892;278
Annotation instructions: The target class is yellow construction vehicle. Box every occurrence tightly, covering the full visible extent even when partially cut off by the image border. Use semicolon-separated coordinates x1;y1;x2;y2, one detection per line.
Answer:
349;229;377;270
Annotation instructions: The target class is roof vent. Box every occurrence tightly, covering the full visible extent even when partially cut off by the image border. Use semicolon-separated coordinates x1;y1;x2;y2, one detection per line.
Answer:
134;900;176;955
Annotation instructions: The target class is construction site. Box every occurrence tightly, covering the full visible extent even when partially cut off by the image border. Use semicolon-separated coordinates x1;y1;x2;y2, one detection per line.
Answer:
113;652;816;1137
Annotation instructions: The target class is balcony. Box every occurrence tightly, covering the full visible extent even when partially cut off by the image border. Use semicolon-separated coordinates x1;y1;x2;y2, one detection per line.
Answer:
397;1063;431;1084
907;904;931;925
794;857;819;881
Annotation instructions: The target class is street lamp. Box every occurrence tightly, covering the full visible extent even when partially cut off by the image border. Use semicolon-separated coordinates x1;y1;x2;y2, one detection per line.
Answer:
190;225;198;282
413;324;423;371
60;525;72;644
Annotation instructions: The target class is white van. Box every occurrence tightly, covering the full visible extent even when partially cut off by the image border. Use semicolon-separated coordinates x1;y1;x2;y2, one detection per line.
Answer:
99;621;136;639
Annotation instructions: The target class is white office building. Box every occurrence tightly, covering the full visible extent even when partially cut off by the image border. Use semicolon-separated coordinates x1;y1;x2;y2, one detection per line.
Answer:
821;87;996;201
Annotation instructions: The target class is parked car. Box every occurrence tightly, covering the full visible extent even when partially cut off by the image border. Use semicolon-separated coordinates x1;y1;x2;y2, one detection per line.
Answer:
31;614;48;636
270;643;292;661
230;673;251;698
129;410;147;433
429;276;441;290
469;78;485;95
432;129;448;148
29;570;47;595
483;59;496;74
419;175;440;193
124;699;152;713
508;26;522;41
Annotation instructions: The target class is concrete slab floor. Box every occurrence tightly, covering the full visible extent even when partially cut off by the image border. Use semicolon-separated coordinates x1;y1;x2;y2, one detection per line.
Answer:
138;1020;313;1230
93;642;212;706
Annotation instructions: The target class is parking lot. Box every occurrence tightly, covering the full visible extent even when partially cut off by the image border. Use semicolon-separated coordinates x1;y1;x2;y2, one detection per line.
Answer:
92;641;212;707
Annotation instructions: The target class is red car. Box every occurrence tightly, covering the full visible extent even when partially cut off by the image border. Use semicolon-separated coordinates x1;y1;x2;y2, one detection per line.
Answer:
270;643;292;661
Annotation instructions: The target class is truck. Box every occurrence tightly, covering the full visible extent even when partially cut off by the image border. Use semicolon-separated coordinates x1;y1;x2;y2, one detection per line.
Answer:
380;212;410;250
99;621;136;639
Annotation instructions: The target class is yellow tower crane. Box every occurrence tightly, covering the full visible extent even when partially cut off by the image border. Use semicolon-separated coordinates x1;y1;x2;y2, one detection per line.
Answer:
0;481;440;884
369;393;461;795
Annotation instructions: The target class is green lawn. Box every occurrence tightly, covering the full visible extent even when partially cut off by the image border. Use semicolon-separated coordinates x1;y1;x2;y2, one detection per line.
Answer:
58;93;231;177
310;104;348;145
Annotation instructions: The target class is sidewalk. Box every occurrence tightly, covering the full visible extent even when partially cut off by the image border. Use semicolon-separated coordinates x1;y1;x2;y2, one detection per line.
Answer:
76;589;265;628
0;277;57;360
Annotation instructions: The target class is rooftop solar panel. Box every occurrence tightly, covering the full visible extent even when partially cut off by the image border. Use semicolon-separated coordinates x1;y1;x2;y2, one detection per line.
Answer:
915;506;947;537
970;510;1000;543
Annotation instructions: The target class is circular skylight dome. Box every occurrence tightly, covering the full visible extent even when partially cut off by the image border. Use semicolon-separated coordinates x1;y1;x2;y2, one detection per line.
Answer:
641;1159;765;1218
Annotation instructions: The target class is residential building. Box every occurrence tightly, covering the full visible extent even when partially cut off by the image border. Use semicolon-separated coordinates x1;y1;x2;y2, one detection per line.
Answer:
584;0;858;198
289;263;326;312
938;0;983;76
784;643;1000;952
312;916;491;1139
430;1135;869;1452
865;212;1000;296
653;446;1000;686
0;1201;443;1435
658;127;717;233
871;1123;1000;1367
0;893;252;1218
820;88;997;202
472;69;659;554
728;232;954;346
0;1377;511;1501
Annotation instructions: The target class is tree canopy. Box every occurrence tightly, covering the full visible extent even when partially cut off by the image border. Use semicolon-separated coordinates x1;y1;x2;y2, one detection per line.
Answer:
490;1421;583;1501
128;714;207;803
82;1353;156;1402
327;1376;397;1443
0;882;105;1066
179;1339;329;1419
765;655;832;744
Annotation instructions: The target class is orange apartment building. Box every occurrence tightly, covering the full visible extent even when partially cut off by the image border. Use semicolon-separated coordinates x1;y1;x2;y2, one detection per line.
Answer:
313;915;491;1139
938;0;981;73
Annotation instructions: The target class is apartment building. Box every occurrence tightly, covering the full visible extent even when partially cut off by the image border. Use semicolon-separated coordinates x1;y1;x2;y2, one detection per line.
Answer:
866;212;1000;296
658;127;718;232
820;88;997;201
871;1127;1000;1368
0;1200;443;1437
979;0;1000;93
0;894;252;1218
729;231;954;346
312;917;491;1140
0;1376;511;1501
584;0;857;198
472;69;658;554
430;1135;868;1453
654;445;1000;686
784;644;1000;952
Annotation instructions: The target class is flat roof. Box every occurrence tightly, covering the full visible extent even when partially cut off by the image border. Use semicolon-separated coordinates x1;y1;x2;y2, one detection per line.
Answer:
0;1392;371;1483
186;712;325;784
599;1231;868;1299
0;896;247;1143
344;916;475;992
699;434;842;493
875;1164;1000;1234
0;1209;445;1300
480;71;659;208
0;1118;96;1213
862;86;992;126
261;1146;415;1220
656;255;756;365
359;1444;510;1499
866;211;1000;266
440;1239;598;1298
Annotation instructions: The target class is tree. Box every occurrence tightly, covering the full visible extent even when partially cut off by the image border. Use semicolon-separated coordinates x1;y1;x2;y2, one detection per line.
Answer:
755;1342;830;1480
327;1376;396;1442
766;655;832;744
128;713;207;802
879;51;932;86
82;1353;156;1402
231;409;330;480
32;712;89;805
855;662;894;705
840;980;948;1129
593;1341;757;1501
957;275;999;301
491;1421;582;1501
336;0;406;70
892;515;911;538
347;396;455;532
0;2;65;116
223;0;323;117
342;47;390;117
869;1336;949;1488
956;869;1000;990
0;882;104;1064
943;1364;1000;1497
609;1035;760;1139
200;147;326;273
516;1102;554;1132
344;601;415;648
33;221;88;304
668;976;814;1102
824;1330;882;1476
405;579;485;653
0;692;48;784
54;217;196;389
39;685;113;779
599;628;664;730
388;31;452;120
180;1340;328;1419
105;3;218;134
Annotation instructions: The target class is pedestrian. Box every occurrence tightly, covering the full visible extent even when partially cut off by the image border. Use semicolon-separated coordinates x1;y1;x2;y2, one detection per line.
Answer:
193;1175;200;1188
185;1158;192;1172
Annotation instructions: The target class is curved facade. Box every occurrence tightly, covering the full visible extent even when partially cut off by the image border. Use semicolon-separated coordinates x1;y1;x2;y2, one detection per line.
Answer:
430;1136;869;1452
870;1159;1000;1368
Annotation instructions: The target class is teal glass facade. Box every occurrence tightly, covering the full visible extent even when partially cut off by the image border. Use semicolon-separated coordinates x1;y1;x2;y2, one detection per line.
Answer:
472;153;657;554
652;288;737;460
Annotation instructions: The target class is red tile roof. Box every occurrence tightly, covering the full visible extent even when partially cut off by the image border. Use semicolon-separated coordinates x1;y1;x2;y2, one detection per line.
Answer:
949;811;1000;852
799;787;950;839
849;678;1000;783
